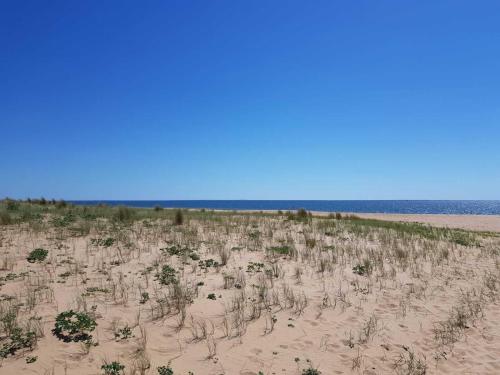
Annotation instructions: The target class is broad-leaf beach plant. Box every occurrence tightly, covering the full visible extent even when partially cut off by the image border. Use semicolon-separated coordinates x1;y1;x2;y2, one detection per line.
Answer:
52;310;97;342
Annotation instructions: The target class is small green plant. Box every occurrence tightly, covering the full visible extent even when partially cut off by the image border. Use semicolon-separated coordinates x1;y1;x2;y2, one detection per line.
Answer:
102;361;125;375
199;258;219;269
302;367;321;375
247;262;265;273
0;327;37;358
207;293;216;300
268;246;290;255
352;259;373;276
26;355;37;363
85;287;110;295
157;265;178;285
27;248;48;263
157;365;174;375
53;310;97;342
114;325;133;340
189;252;200;261
352;264;366;275
161;245;182;256
140;292;150;304
51;213;75;227
91;238;115;247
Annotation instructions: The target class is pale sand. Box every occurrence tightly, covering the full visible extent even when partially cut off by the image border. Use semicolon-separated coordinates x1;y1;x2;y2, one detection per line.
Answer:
1;213;499;374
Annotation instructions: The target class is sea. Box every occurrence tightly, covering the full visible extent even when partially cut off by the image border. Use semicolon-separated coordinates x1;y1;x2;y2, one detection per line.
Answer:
69;200;500;215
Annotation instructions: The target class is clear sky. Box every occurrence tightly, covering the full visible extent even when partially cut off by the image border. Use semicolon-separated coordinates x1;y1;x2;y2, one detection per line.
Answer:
1;1;499;200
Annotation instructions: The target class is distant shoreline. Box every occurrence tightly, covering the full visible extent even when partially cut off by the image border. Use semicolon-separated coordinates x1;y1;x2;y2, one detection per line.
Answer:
69;200;500;216
321;211;500;232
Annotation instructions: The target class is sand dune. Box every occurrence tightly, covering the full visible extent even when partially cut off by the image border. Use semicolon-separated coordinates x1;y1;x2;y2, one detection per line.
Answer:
0;206;499;374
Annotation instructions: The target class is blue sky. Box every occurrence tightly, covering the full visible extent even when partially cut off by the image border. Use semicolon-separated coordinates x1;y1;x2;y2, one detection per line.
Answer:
1;1;499;200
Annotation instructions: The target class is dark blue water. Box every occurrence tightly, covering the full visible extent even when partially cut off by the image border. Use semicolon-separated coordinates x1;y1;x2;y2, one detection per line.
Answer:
69;200;500;215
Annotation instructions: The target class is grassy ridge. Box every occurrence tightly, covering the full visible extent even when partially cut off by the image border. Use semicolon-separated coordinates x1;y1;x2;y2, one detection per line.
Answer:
0;199;493;246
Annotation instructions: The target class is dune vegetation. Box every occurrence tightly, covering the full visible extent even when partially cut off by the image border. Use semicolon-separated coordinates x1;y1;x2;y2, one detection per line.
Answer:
0;199;499;374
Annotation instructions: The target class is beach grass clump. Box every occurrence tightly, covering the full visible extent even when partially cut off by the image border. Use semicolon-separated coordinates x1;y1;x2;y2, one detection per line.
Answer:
433;289;485;349
113;206;135;223
286;208;311;221
393;348;427;375
174;209;184;225
296;208;309;219
449;231;478;247
342;215;481;246
0;211;13;225
268;245;291;255
3;198;20;211
52;310;97;342
27;248;49;263
55;200;68;209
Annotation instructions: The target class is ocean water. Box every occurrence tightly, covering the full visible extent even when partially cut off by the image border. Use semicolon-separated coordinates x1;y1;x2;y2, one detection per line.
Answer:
69;200;500;215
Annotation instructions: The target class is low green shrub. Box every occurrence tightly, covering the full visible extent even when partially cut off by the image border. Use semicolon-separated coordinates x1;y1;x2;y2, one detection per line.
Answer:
27;248;48;263
0;327;37;358
52;310;97;342
102;361;125;375
158;365;174;375
156;265;178;285
302;368;321;375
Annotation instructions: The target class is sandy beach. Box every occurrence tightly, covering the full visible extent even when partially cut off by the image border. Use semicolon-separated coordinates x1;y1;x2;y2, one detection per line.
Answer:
1;203;499;374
